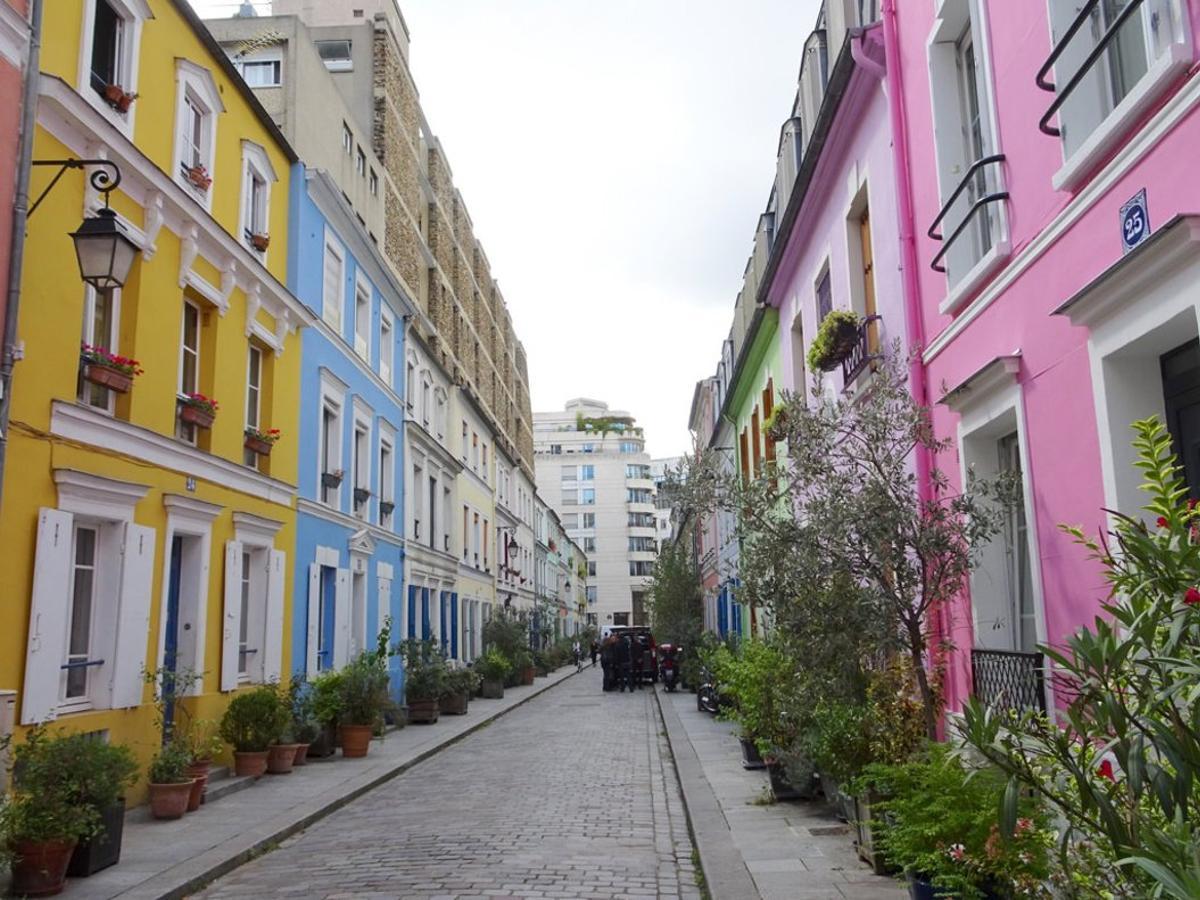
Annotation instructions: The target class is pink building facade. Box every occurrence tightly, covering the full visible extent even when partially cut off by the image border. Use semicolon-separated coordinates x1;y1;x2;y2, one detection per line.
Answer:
885;0;1200;714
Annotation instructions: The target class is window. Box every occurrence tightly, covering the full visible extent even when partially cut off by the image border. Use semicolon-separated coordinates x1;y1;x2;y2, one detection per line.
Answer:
582;443;594;453
550;444;562;455
619;442;641;454
356;146;367;178
482;444;489;483
63;525;99;703
587;561;597;577
586;586;597;603
582;513;595;529
472;432;479;470
353;422;369;518
999;432;1037;652
380;310;393;385
428;475;438;548
580;465;594;481
320;398;342;506
413;462;424;539
234;56;281;87
90;1;125;97
473;513;481;566
462;505;469;560
243;346;262;468
583;537;596;553
238;552;252;678
379;438;394;528
561;464;576;483
354;277;371;360
240;142;276;254
173;61;222;202
322;235;344;331
177;301;200;443
580;488;595;505
626;488;651;504
369;169;378;196
462;421;468;460
316;39;353;72
629;561;654;577
815;267;832;322
625;464;650;479
629;537;656;552
421;375;431;427
79;287;118;411
406;354;416;408
342;122;353;155
435;391;446;440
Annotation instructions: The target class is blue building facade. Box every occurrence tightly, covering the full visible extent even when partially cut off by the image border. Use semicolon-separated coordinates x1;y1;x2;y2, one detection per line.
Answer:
287;166;413;696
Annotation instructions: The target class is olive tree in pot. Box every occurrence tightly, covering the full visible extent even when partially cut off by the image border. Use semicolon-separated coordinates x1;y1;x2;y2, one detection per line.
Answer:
339;652;393;755
440;667;481;715
219;686;289;777
147;742;195;820
475;650;512;699
399;639;448;725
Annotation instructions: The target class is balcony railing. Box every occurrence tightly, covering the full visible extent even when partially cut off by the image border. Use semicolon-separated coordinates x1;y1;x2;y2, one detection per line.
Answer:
1035;0;1146;137
928;154;1008;274
971;648;1046;716
841;314;881;385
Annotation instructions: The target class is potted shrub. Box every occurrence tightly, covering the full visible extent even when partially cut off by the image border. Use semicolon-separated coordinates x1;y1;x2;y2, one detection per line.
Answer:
178;392;219;430
400;639;447;725
218;686;289;777
514;648;536;686
287;677;320;765
806;309;861;372
146;742;194;821
308;669;344;757
79;343;142;394
244;426;281;457
804;701;871;822
353;486;371;506
179;719;222;810
475;650;511;699
440;667;480;715
339;652;393;754
3;791;97;896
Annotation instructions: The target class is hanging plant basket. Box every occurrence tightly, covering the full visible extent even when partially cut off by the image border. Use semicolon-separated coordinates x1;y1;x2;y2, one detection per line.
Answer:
808;311;863;373
82;362;133;394
321;471;344;489
353;487;371;505
103;83;138;113
379;500;395;517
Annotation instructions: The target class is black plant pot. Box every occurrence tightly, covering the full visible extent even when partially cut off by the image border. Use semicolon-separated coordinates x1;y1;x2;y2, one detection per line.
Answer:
67;800;125;876
320;472;343;489
307;724;337;758
739;737;766;770
767;761;818;801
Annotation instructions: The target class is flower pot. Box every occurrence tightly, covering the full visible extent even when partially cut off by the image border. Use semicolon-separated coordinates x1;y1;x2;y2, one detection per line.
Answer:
766;761;817;801
148;781;193;820
439;691;469;715
292;743;311;766
353;487;371;505
819;773;845;819
321;471;343;489
340;723;374;757
244;434;274;456
179;403;214;430
267;743;299;774
10;839;76;896
480;679;504;699
521;666;536;686
186;773;206;811
739;737;766;770
250;233;270;252
308;725;337;757
407;697;440;724
81;362;132;393
233;750;269;778
186;760;211;804
67;800;124;876
186;167;212;191
103;83;124;106
907;874;962;900
855;792;893;876
379;500;395;517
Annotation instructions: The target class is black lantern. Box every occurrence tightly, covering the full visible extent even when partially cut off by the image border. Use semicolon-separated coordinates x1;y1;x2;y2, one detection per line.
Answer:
70;207;139;291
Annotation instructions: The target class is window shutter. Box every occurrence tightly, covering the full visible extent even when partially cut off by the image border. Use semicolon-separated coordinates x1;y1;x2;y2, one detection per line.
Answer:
221;541;244;692
307;563;321;676
406;584;417;639
22;508;74;725
450;593;459;660
333;568;350;667
110;523;157;709
377;577;392;649
263;550;286;684
323;245;342;329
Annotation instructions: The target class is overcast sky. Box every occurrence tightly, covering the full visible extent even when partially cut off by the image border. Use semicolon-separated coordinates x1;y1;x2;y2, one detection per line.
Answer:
193;1;821;457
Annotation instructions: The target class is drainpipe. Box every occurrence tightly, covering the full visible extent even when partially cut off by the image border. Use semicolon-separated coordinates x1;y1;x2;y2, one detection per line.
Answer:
0;0;43;515
880;0;947;709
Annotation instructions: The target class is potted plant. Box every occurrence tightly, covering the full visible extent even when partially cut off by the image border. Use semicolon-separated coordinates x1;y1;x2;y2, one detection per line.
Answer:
218;686;289;777
286;677;320;765
250;232;270;252
308;669;344;757
3;783;98;897
179;719;222;810
321;469;344;490
146;742;194;821
803;700;871;822
439;667;480;715
399;639;447;725
267;684;300;775
102;83;137;113
806;309;861;372
244;426;281;457
514;648;536;686
79;343;142;394
178;392;219;430
339;652;393;754
186;164;212;192
379;499;395;517
353;486;371;506
475;650;511;699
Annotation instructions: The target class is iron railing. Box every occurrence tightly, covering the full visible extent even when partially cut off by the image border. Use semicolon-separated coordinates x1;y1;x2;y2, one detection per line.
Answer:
1035;0;1147;136
971;648;1047;716
928;154;1008;274
841;314;881;385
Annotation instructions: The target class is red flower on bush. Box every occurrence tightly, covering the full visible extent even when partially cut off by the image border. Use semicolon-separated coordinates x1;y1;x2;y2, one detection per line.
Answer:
181;392;219;415
1097;759;1116;782
1186;587;1200;606
1157;516;1170;528
80;342;144;377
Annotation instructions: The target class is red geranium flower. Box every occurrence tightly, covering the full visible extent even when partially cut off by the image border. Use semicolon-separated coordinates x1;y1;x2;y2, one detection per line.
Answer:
1157;516;1169;528
1097;759;1116;782
1186;587;1200;606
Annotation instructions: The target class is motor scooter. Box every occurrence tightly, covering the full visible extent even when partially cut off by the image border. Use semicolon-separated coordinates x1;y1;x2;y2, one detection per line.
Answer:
659;644;680;692
697;666;721;714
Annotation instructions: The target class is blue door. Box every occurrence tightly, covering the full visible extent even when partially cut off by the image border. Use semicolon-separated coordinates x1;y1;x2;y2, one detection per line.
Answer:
162;536;184;742
450;593;459;659
439;592;449;655
420;588;431;640
407;585;418;639
319;566;336;669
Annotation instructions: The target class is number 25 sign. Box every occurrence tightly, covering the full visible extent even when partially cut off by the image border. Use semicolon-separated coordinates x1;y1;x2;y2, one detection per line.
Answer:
1120;189;1150;254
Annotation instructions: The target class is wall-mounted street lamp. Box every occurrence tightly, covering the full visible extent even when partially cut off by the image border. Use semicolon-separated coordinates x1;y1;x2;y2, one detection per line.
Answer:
30;159;139;291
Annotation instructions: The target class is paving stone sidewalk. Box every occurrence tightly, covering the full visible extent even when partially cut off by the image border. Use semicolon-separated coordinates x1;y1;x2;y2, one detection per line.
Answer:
659;688;906;900
57;666;579;900
195;667;701;899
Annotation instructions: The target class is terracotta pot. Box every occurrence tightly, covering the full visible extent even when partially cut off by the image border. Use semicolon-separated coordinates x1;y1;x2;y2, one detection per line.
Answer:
250;233;270;252
439;691;469;715
233;750;269;778
103;83;124;106
186;760;211;805
244;434;274;456
10;838;76;896
480;679;504;699
186;773;206;812
292;743;311;766
340;724;373;757
81;362;132;393
267;743;299;774
149;781;193;820
179;403;215;429
521;666;536;686
407;697;440;724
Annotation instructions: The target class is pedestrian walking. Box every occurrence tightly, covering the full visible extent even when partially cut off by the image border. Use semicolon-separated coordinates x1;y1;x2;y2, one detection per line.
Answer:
572;639;582;671
600;636;614;691
616;635;634;693
589;640;599;667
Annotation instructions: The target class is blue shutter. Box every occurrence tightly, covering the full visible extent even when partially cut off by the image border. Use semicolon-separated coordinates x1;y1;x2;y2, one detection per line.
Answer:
439;592;449;655
450;593;459;659
407;585;418;639
421;588;431;640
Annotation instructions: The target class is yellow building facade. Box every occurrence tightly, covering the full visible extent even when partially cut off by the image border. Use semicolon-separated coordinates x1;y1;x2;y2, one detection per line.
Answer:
0;0;311;796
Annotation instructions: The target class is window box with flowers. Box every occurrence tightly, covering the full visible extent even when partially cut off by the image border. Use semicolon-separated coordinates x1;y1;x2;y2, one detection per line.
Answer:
102;84;138;114
244;426;280;457
178;393;218;430
185;165;212;193
80;344;143;394
806;310;861;373
249;233;270;253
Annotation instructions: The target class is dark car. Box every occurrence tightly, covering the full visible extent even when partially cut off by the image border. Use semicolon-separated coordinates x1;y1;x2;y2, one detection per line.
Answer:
605;626;657;683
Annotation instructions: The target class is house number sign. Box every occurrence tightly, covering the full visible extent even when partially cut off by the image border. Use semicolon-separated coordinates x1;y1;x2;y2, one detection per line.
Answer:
1120;188;1150;254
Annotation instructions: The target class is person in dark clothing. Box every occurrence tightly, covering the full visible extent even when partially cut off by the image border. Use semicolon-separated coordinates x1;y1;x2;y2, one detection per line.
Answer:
590;640;599;667
600;636;614;691
616;635;633;693
630;639;645;690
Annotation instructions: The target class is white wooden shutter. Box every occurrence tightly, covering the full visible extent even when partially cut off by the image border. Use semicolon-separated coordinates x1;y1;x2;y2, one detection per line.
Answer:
306;563;321;676
377;577;392;650
220;541;244;692
110;523;156;709
332;568;350;668
22;508;74;725
322;243;342;329
263;550;285;684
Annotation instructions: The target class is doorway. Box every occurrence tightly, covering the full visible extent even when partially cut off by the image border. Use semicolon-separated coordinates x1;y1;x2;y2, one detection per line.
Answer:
1162;340;1200;498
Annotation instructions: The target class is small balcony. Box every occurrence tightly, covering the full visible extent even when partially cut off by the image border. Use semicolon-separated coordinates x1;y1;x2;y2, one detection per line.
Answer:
971;648;1046;717
839;315;881;385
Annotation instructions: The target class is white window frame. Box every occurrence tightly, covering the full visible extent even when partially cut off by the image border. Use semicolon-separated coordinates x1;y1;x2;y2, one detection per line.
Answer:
79;285;121;414
177;300;201;445
379;423;396;530
76;0;150;137
927;0;1011;313
232;49;282;88
422;372;432;428
379;307;394;386
243;344;264;469
318;370;348;509
434;388;447;440
352;400;373;521
405;351;417;409
172;60;224;210
229;513;285;688
240;140;277;259
322;230;345;333
353;270;372;361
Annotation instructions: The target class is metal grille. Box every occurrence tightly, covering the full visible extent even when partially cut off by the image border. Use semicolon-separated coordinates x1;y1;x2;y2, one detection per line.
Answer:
971;648;1046;715
840;315;881;385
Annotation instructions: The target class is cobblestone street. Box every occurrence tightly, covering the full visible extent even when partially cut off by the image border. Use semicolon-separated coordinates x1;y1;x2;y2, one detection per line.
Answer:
195;670;700;900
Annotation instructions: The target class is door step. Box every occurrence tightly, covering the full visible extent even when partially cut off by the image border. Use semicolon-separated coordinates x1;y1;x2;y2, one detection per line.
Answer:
203;765;257;803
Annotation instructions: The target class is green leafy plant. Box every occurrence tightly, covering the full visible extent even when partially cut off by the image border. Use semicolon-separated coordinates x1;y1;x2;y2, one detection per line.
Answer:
805;309;860;372
398;639;448;702
442;667;481;699
803;701;871;784
475;649;512;683
339;652;394;726
310;670;345;727
218;686;289;752
148;741;192;785
716;639;799;756
959;417;1200;899
286;676;321;743
4;729;119;844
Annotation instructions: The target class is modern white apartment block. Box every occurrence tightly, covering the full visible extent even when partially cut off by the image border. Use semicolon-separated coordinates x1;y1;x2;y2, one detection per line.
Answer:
534;399;656;627
650;457;683;547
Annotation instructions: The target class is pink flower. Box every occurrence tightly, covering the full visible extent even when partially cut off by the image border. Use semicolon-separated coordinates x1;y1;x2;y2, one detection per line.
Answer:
1157;516;1170;528
1097;759;1116;782
947;843;966;862
1015;817;1034;833
1186;588;1200;606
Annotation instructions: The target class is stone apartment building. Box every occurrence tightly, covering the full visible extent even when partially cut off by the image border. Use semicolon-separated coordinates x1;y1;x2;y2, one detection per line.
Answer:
534;399;656;628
